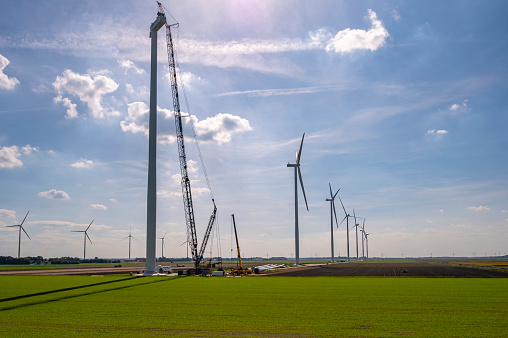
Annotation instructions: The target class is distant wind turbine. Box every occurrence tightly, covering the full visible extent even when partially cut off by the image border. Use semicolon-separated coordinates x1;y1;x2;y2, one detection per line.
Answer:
72;220;93;260
123;228;134;260
351;209;364;260
338;197;353;261
287;133;309;265
159;232;167;258
6;210;31;258
326;184;340;263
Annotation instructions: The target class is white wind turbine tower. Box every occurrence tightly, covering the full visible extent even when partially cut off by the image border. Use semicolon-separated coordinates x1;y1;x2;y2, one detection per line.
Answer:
71;220;93;260
123;228;134;260
287;133;309;265
326;184;340;263
6;210;31;258
338;197;353;261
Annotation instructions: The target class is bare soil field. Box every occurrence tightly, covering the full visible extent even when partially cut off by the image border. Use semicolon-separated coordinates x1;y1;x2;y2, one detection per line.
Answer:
267;261;508;277
0;265;145;276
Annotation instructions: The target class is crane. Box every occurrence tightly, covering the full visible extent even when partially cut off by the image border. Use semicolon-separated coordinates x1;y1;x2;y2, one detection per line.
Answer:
157;2;217;271
231;214;251;275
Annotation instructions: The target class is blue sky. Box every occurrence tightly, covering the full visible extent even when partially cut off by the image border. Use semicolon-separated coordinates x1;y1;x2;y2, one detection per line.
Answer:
1;0;507;260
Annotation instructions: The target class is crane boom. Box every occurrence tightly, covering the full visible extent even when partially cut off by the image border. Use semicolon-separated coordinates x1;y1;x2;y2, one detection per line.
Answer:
158;2;216;268
231;214;243;270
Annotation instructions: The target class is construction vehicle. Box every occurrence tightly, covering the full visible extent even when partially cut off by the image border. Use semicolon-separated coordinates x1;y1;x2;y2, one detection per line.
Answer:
157;2;217;275
230;214;252;275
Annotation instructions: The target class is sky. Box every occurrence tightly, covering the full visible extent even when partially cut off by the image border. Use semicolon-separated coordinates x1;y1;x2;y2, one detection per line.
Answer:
0;0;507;260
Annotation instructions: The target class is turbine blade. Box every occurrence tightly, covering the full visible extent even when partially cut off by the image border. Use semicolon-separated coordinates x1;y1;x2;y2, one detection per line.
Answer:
353;208;357;224
329;183;333;198
332;201;339;227
339;215;347;227
21;226;31;240
20;210;30;226
6;225;18;228
71;230;85;233
338;196;347;215
86;233;92;244
86;220;94;231
296;133;305;164
298;167;309;211
333;188;340;199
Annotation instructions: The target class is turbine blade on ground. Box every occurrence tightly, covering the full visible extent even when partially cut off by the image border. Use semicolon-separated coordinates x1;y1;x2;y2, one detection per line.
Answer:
298;167;309;211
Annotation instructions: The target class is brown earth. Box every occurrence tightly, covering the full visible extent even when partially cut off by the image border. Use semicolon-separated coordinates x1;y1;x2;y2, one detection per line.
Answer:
266;262;508;277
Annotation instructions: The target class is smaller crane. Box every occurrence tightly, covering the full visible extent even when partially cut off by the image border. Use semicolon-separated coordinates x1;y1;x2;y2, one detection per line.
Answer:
231;214;251;275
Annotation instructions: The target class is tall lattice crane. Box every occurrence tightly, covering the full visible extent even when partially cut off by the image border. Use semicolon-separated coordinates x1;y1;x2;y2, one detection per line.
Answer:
157;2;217;269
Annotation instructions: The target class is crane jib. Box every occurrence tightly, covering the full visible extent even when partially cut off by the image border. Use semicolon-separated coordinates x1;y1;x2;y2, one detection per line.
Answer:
161;9;217;269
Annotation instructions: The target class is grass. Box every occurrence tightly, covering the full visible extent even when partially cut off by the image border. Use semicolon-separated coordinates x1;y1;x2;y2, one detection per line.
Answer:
0;275;506;337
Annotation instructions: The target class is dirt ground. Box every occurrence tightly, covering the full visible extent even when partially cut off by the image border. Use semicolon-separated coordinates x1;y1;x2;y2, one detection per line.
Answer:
2;261;507;277
266;261;508;277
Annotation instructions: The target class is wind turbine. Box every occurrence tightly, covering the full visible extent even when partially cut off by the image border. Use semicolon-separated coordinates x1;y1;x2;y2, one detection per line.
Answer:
180;240;189;260
360;219;366;259
159;232;167;259
338;197;353;261
72;220;93;260
326;184;340;262
123;228;134;260
6;210;31;258
351;210;365;260
287;133;309;265
364;232;369;258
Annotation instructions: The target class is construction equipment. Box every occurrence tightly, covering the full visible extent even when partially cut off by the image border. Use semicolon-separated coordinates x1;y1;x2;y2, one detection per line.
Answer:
157;2;217;274
230;214;251;275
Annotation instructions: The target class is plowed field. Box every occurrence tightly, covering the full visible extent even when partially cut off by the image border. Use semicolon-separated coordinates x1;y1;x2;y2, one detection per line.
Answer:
268;261;508;277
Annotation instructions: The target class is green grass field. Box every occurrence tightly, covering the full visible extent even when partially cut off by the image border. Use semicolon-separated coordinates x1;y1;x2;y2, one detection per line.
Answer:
0;275;506;337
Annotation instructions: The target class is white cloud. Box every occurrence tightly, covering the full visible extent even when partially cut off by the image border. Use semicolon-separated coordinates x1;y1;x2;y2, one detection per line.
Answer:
0;209;16;218
125;83;149;100
38;189;70;200
449;99;469;113
109;198;117;203
70;158;94;168
120;101;150;136
164;68;202;90
0;145;23;168
54;95;78;119
468;206;490;212
118;60;144;74
192;113;252;145
325;9;389;54
121;102;251;145
53;69;120;119
22;144;39;155
0;53;19;90
392;9;401;22
90;204;107;210
427;129;448;135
